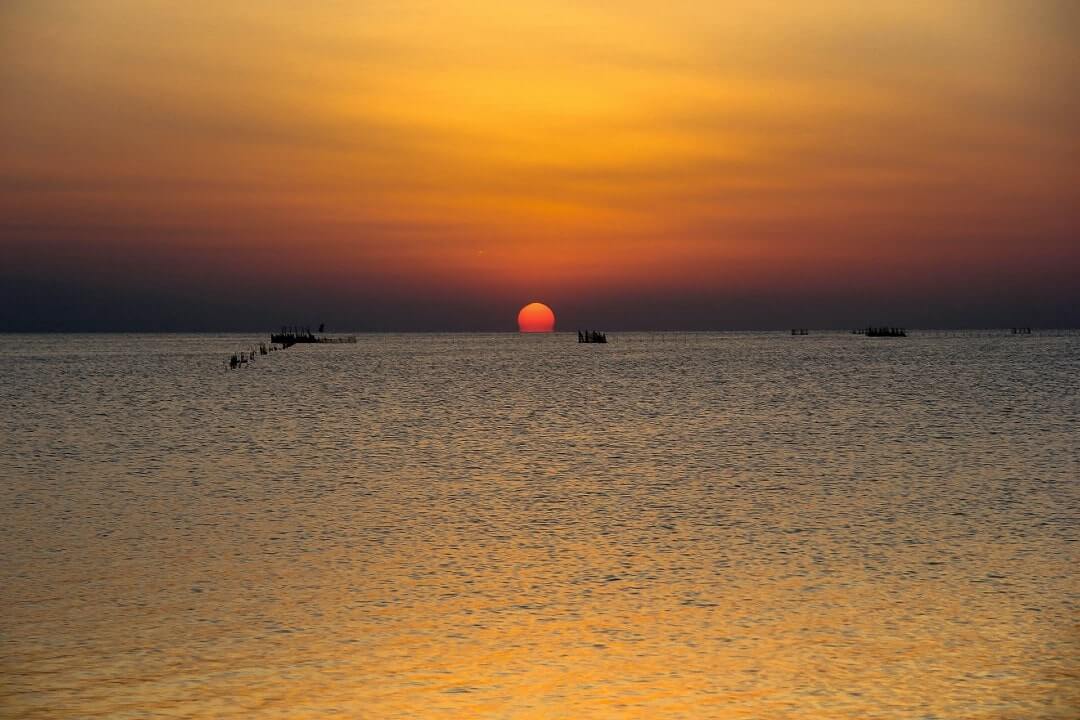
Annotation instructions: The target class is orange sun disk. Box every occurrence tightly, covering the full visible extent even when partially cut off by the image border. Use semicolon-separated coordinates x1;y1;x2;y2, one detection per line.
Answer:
517;302;555;333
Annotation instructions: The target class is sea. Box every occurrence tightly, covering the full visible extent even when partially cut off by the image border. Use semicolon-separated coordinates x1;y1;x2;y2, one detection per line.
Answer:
1;332;1077;719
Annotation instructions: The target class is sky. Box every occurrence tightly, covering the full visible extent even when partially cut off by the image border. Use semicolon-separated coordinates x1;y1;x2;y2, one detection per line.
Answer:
2;0;1078;331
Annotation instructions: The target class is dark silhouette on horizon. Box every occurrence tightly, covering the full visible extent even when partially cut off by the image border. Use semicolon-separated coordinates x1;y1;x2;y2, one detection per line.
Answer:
578;330;607;343
270;326;357;347
854;326;907;337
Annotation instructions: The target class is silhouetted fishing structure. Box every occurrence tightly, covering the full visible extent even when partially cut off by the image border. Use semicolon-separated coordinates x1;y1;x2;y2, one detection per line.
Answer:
854;326;907;337
791;328;809;336
271;326;317;347
1012;327;1032;335
578;330;607;343
271;325;357;348
229;323;359;368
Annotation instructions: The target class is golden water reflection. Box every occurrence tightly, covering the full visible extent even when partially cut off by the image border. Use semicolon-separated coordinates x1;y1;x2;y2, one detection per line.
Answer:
2;333;1077;717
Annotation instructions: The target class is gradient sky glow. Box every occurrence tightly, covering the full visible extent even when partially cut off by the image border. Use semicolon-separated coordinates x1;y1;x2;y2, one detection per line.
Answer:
2;1;1078;330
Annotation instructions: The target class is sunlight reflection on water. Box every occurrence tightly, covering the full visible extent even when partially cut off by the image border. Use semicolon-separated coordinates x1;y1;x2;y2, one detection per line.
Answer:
1;332;1077;718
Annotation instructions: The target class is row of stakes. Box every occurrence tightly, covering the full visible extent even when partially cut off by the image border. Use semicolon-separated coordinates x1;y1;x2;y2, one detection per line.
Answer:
228;342;283;369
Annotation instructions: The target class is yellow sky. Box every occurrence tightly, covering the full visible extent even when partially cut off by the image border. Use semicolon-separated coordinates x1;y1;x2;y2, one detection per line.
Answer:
1;1;1077;327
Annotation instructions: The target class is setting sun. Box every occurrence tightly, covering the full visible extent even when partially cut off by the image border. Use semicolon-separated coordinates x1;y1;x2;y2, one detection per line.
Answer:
517;302;555;333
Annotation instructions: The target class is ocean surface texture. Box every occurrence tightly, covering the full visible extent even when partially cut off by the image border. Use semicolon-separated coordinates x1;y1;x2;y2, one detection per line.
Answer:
1;332;1077;719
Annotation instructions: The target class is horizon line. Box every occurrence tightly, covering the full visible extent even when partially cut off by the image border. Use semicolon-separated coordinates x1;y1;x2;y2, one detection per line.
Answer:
2;327;1078;335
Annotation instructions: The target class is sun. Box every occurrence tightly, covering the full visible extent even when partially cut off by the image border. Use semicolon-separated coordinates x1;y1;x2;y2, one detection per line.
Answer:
517;302;555;333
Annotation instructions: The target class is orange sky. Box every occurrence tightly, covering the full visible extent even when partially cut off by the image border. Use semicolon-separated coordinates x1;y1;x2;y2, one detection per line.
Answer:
1;1;1077;329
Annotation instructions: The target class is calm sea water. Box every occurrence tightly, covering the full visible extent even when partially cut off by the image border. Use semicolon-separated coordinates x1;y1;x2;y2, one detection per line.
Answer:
1;332;1077;719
